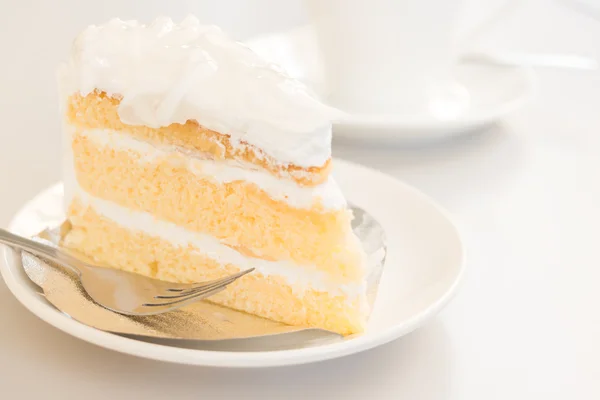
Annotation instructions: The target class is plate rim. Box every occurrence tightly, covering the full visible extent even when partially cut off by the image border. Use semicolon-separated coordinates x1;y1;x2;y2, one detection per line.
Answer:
334;65;536;129
0;159;465;368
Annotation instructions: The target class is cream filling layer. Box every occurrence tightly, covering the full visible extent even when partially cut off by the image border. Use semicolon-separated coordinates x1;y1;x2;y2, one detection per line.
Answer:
71;127;346;211
69;185;365;298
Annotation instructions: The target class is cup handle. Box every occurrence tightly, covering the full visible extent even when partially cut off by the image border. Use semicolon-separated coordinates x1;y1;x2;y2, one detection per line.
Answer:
460;0;523;50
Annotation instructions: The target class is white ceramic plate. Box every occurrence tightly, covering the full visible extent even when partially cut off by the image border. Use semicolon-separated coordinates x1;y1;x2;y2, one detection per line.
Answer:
246;27;536;142
0;159;464;367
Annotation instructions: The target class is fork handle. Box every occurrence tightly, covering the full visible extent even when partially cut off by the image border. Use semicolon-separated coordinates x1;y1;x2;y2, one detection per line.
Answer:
0;228;82;277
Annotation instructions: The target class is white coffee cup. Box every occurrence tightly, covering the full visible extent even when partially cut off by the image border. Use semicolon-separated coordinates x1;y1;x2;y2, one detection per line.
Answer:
305;0;516;117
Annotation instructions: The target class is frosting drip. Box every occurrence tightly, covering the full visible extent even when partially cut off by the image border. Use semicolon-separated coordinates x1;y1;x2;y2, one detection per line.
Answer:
59;16;337;168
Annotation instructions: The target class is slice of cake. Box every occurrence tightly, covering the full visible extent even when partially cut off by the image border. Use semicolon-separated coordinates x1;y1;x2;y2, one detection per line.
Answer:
58;16;369;335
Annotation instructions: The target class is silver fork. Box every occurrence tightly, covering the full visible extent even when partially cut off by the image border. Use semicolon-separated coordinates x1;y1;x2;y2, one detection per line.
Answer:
0;228;254;315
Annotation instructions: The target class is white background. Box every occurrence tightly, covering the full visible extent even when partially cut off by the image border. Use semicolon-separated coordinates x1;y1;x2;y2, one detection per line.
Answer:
0;0;599;398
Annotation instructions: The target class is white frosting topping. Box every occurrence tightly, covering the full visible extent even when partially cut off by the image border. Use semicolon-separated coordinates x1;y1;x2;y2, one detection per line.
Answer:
59;16;338;168
69;186;365;299
76;128;346;210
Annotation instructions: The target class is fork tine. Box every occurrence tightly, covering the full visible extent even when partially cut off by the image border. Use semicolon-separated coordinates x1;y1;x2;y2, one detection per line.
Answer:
142;284;228;308
166;268;254;293
159;268;254;297
154;278;234;300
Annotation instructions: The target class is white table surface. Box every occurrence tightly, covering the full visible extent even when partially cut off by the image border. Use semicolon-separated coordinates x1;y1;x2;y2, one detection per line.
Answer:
1;0;599;398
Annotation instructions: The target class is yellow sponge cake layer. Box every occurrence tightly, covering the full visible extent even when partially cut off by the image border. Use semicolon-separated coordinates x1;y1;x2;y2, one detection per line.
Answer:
63;197;367;335
66;92;331;186
69;128;365;281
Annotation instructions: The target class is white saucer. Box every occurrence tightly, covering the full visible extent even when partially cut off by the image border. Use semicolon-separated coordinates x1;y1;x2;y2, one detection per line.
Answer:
246;27;536;142
0;160;464;367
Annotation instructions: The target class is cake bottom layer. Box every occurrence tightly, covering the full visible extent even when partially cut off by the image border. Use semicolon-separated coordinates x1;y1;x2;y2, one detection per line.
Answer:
62;197;367;335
